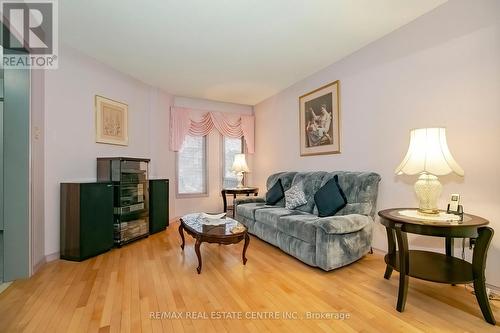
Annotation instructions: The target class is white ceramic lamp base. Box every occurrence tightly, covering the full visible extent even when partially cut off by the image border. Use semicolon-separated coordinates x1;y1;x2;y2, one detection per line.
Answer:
414;173;442;215
236;172;244;188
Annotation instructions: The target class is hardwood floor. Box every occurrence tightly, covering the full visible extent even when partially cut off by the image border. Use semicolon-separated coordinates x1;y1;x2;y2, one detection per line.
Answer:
1;219;499;332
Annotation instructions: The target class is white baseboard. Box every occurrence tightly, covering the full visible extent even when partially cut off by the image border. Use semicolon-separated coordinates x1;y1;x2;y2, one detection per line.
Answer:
45;252;60;262
371;247;385;255
32;257;46;274
0;282;12;294
31;252;59;275
487;283;500;293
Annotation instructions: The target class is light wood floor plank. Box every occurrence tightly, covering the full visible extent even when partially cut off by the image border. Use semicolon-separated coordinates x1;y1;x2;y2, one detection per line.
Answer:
1;219;499;332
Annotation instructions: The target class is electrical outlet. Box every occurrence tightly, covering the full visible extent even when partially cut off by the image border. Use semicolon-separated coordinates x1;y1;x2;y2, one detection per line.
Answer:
469;238;476;249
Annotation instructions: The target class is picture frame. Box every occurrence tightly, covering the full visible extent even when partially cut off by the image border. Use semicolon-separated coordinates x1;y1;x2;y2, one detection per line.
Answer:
95;95;128;146
299;80;340;156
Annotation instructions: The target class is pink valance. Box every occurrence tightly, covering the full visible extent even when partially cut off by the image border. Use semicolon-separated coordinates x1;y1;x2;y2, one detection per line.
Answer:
170;107;255;153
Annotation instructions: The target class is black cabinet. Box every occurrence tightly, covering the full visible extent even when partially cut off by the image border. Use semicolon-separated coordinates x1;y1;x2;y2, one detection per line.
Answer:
97;157;150;246
60;182;114;261
149;179;169;234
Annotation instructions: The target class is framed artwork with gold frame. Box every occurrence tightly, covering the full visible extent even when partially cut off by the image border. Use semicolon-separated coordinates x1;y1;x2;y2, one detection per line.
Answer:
299;80;340;156
95;95;128;146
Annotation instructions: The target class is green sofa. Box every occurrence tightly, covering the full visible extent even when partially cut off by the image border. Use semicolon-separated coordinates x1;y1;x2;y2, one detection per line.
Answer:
235;171;381;271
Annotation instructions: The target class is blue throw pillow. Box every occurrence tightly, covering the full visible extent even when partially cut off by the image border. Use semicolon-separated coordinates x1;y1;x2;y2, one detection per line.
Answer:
314;175;347;217
266;179;284;205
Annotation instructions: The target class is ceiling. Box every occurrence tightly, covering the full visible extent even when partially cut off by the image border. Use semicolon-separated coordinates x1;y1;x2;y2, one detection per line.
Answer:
60;0;447;105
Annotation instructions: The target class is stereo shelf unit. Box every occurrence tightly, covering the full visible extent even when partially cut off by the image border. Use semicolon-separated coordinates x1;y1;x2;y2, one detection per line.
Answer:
97;157;151;246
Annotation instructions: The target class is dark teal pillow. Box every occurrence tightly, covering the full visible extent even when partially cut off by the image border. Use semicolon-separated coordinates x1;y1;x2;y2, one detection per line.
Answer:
266;179;284;205
314;175;347;217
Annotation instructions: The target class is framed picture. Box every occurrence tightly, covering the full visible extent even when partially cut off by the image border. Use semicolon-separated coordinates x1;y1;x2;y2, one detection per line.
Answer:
95;95;128;146
299;80;340;156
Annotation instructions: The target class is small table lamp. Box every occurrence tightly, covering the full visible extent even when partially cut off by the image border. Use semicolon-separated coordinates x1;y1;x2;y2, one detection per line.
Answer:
231;153;250;188
395;128;464;215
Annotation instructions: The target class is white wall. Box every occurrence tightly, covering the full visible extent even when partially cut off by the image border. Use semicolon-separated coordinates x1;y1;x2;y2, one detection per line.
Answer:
253;0;500;286
147;87;176;221
172;96;253;216
44;45;173;256
44;45;253;256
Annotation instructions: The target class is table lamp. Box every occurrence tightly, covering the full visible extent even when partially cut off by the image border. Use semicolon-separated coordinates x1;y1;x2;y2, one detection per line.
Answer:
231;153;250;188
395;128;464;215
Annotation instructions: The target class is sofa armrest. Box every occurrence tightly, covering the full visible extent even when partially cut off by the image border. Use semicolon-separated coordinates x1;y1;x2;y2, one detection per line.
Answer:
234;197;266;206
315;214;373;235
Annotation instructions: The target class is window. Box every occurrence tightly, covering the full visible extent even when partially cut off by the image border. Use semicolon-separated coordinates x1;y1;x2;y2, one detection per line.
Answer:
177;135;207;196
222;136;244;188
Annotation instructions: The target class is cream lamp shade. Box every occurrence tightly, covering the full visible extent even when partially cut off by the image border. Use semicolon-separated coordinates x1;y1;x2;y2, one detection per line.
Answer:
231;153;249;188
395;128;464;214
231;154;250;173
395;128;464;176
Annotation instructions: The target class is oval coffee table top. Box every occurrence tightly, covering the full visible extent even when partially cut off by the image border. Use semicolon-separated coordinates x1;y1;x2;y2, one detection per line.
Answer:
180;213;247;238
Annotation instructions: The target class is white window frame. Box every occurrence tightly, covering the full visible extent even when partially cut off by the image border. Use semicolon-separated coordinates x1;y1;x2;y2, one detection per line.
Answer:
176;135;209;198
221;136;245;189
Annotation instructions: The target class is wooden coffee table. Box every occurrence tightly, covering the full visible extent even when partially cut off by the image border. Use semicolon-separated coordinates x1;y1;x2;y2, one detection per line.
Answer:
179;213;250;274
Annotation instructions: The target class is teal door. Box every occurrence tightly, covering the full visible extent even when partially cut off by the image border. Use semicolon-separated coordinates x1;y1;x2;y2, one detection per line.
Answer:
2;52;30;281
0;67;3;282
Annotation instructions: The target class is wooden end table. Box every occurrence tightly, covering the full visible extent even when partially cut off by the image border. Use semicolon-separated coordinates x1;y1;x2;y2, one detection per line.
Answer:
221;187;259;218
179;213;250;274
378;208;495;325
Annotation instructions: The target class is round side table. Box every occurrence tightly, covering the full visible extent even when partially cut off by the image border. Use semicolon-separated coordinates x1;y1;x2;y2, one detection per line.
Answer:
221;187;259;218
378;208;495;325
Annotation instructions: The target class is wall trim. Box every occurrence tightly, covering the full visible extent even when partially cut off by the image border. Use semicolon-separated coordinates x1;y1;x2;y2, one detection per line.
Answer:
25;251;58;276
45;252;60;263
32;257;46;274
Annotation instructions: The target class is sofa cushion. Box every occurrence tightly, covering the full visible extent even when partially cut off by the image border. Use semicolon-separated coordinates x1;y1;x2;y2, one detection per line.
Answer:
254;207;305;229
266;172;297;207
290;171;327;214
314;175;347;217
278;214;319;243
252;221;280;247
284;182;307;210
266;179;284;205
237;202;268;220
